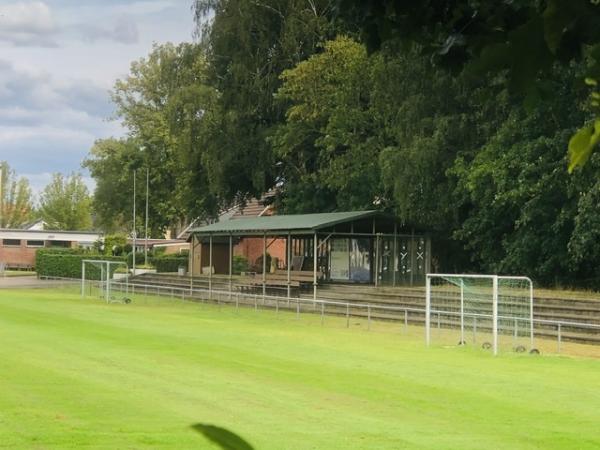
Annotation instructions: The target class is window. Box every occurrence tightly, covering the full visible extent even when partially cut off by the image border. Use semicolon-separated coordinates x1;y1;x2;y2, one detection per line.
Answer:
3;239;21;247
26;240;45;248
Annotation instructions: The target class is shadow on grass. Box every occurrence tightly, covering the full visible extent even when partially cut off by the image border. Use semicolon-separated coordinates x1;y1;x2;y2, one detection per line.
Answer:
191;423;254;450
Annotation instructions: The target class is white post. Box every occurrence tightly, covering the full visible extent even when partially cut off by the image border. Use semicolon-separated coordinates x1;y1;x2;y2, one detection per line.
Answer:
262;233;267;301
425;275;431;346
208;234;213;299
529;280;534;350
492;275;498;356
228;234;233;299
392;223;397;287
144;167;149;266
374;234;379;287
460;279;465;344
189;235;194;292
132;169;136;276
313;232;318;301
81;260;85;297
286;232;291;300
106;261;110;302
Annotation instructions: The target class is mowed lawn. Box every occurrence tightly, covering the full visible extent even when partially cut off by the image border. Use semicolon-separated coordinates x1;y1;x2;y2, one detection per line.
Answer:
0;289;599;449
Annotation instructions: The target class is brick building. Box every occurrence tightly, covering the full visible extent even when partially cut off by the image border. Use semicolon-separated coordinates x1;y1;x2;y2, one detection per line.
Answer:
0;229;101;269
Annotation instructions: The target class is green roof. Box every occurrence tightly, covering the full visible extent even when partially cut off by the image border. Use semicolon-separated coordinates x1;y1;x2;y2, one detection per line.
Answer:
190;210;378;235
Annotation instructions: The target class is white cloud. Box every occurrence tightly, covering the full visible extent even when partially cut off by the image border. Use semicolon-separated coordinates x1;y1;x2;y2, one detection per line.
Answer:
76;15;139;45
0;1;59;46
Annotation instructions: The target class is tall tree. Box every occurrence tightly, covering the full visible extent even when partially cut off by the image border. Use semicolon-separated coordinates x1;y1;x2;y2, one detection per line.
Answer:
0;162;34;228
192;0;337;204
38;173;92;231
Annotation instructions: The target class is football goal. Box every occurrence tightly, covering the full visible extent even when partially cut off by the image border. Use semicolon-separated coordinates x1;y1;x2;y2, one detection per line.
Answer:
425;274;535;355
81;260;129;303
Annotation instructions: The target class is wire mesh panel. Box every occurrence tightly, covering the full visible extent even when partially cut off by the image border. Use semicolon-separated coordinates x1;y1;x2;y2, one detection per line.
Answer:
426;274;534;355
497;276;534;352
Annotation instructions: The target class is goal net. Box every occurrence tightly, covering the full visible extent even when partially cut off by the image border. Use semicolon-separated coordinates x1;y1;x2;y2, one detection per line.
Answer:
426;274;534;355
81;260;129;303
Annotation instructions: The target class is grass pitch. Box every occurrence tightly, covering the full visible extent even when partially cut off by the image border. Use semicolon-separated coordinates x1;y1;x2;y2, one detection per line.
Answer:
0;289;599;449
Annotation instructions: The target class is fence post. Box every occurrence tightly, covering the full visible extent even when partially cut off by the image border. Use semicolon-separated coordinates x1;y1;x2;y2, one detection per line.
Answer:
557;323;562;354
346;303;350;328
473;316;477;343
321;302;324;326
296;299;300;318
276;297;279;314
404;309;408;333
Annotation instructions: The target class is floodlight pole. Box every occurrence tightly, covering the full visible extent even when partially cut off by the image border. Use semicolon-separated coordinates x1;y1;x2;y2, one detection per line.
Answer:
132;169;137;276
144;167;149;266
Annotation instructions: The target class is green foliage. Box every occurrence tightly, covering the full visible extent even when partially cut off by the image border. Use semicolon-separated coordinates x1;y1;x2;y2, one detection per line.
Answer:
232;255;249;275
126;252;146;268
152;255;188;273
103;234;128;255
35;250;124;279
192;0;337;205
335;0;600;167
38;173;92;230
0;162;34;228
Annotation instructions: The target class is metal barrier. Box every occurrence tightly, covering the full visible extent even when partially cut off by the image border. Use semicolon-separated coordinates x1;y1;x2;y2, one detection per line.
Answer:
39;275;600;354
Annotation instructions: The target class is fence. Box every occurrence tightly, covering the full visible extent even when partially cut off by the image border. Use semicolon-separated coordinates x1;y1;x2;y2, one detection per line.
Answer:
40;275;600;356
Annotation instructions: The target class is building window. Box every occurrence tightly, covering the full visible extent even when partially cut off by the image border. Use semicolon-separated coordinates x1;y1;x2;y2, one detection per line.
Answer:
26;240;45;248
49;241;71;248
3;239;21;247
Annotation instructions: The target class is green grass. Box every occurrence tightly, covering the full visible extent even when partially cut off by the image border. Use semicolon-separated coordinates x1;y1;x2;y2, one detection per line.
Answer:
0;289;599;449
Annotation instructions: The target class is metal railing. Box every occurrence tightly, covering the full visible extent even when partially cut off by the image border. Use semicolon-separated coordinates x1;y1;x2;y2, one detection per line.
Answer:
39;275;600;355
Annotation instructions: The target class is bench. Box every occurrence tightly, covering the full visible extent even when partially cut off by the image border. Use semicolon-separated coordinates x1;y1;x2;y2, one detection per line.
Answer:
239;269;323;297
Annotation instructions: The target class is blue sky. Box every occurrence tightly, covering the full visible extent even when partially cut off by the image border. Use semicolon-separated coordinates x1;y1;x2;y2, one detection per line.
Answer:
0;1;195;193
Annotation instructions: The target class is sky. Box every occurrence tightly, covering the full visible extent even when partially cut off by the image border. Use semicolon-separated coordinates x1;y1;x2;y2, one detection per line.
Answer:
0;0;196;194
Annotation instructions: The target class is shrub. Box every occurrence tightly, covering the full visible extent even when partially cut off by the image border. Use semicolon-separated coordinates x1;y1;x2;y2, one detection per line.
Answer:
126;252;146;267
152;255;188;273
36;251;125;279
233;255;249;274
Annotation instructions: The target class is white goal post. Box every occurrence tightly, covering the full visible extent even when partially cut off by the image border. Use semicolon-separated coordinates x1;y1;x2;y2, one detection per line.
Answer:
81;260;129;303
426;273;534;355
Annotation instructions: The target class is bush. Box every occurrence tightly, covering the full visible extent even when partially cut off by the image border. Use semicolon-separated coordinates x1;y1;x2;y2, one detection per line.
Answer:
126;252;147;267
233;255;249;274
36;250;125;279
151;255;188;273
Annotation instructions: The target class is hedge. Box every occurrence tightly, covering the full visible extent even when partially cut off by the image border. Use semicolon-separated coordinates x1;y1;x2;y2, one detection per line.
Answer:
152;256;188;273
36;251;125;280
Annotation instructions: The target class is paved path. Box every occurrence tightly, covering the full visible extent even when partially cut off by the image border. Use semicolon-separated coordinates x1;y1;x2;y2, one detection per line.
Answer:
0;276;73;289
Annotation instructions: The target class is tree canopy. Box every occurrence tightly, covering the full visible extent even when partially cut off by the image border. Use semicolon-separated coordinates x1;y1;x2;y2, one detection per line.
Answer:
82;1;600;288
38;173;92;231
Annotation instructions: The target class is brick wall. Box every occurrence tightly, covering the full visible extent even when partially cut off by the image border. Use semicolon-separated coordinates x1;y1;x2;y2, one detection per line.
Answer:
0;241;41;268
